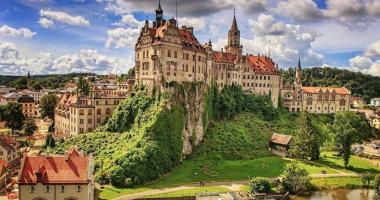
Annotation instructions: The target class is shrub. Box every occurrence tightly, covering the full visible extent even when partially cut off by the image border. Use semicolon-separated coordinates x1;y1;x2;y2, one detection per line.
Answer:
251;177;271;193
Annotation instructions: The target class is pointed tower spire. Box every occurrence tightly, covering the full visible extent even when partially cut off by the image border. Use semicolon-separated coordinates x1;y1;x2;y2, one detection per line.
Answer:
230;9;238;31
157;0;162;12
295;57;302;85
155;0;164;27
297;57;301;69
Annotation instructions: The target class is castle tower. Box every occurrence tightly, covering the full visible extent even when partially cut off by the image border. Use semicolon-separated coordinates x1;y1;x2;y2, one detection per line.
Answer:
155;0;164;28
225;9;242;56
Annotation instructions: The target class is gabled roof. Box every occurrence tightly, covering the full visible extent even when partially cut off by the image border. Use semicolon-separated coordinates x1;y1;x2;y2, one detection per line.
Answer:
19;150;90;184
211;51;238;64
301;87;350;95
270;133;292;146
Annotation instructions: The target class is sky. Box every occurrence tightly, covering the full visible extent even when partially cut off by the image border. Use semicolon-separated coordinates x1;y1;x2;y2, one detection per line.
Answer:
0;0;380;76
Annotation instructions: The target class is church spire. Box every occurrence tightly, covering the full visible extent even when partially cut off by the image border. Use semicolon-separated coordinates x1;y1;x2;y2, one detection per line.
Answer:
156;0;162;12
155;0;164;28
295;58;302;85
297;57;301;70
230;9;238;32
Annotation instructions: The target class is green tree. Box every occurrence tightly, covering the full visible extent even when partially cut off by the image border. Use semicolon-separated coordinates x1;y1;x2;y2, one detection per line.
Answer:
361;172;373;188
374;174;380;200
11;77;28;89
331;111;372;168
23;118;37;136
77;77;90;96
281;161;311;194
0;102;25;134
290;112;320;160
40;94;59;119
45;134;56;148
251;177;271;193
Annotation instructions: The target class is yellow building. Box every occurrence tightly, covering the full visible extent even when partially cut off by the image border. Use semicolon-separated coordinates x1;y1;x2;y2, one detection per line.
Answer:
54;83;130;138
18;147;94;200
282;60;351;113
17;94;37;118
135;2;282;107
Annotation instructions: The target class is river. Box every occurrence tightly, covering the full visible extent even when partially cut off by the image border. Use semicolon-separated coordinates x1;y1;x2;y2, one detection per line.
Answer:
294;189;374;200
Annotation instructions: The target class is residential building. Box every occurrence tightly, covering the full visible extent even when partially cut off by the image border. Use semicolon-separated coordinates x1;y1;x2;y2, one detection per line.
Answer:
54;82;131;138
350;96;366;108
0;92;19;105
17;94;37;118
281;60;351;113
0;87;15;96
371;98;380;107
18;147;94;200
0;159;10;190
0;136;22;167
135;2;281;107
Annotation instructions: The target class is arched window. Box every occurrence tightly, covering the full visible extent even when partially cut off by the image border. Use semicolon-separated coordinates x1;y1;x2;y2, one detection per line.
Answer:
106;108;111;115
97;109;101;115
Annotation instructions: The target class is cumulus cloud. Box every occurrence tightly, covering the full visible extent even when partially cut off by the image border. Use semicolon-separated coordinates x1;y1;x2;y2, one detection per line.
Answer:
237;14;323;67
178;17;206;30
113;14;144;28
105;27;140;48
347;41;380;76
0;41;132;75
97;0;267;17
40;9;90;27
0;25;36;39
364;40;380;58
38;18;54;29
274;0;380;30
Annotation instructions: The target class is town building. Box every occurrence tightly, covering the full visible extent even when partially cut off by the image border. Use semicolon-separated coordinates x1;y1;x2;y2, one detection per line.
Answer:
268;133;292;157
18;147;94;200
54;82;132;138
17;94;37;118
371;98;380;107
0;136;22;167
281;60;351;113
0;87;15;96
0;159;10;190
135;2;281;107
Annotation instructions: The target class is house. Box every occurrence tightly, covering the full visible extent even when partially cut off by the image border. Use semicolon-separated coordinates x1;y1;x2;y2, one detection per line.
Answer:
18;147;95;200
351;96;366;108
268;133;292;157
17;94;37;118
371;98;380;107
0;136;22;167
0;87;15;96
0;159;10;190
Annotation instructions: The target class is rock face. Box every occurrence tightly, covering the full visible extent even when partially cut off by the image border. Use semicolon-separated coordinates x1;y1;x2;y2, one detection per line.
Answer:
180;83;209;156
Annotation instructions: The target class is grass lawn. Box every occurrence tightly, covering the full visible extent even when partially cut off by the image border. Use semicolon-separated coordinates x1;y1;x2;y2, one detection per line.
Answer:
98;186;149;200
311;177;363;189
143;186;231;198
316;152;380;173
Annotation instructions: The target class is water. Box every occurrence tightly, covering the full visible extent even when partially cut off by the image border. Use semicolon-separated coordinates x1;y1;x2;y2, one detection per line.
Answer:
294;189;374;200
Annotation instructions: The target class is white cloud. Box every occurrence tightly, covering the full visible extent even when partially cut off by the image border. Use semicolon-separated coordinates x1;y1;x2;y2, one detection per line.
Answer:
113;14;144;28
38;18;54;29
240;14;323;67
364;40;380;58
368;60;380;76
178;17;206;30
40;9;90;27
0;41;132;75
274;0;323;22
105;27;140;48
0;25;36;39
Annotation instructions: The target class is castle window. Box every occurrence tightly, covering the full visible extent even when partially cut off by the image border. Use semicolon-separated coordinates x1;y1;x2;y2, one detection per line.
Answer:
167;50;171;57
88;119;92;124
174;51;177;58
30;186;35;193
318;94;322;101
340;100;346;106
193;55;196;61
324;95;329;101
97;109;101;115
106;108;111;115
60;185;65;192
228;73;230;78
45;186;50;193
307;99;312;105
198;56;201;62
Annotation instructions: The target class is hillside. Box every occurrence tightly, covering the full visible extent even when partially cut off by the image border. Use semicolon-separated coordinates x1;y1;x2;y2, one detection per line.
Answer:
282;67;380;101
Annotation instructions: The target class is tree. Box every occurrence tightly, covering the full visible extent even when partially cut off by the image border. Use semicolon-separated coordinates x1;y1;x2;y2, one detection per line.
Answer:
45;134;56;148
374;174;380;200
290;112;320;160
361;172;373;188
77;77;90;96
23;118;37;136
331;111;372;168
251;177;271;193
11;77;28;89
0;102;25;134
281;161;311;194
40;94;59;119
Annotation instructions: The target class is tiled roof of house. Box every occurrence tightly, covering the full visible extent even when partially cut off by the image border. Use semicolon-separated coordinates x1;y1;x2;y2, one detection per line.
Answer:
19;148;90;184
211;52;238;64
0;159;10;171
301;87;350;95
270;133;292;146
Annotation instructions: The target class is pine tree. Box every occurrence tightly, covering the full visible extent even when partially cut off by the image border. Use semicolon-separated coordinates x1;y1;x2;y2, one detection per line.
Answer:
290;111;319;160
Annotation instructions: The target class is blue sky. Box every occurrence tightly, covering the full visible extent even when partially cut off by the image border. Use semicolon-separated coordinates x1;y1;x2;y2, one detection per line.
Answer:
0;0;380;76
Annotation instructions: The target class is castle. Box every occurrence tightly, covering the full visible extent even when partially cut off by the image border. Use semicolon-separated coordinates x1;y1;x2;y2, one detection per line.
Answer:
135;1;282;107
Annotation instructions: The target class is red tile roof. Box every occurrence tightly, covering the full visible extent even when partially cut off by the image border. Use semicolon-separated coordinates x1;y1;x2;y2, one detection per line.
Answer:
301;87;350;95
211;52;238;64
19;150;91;184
